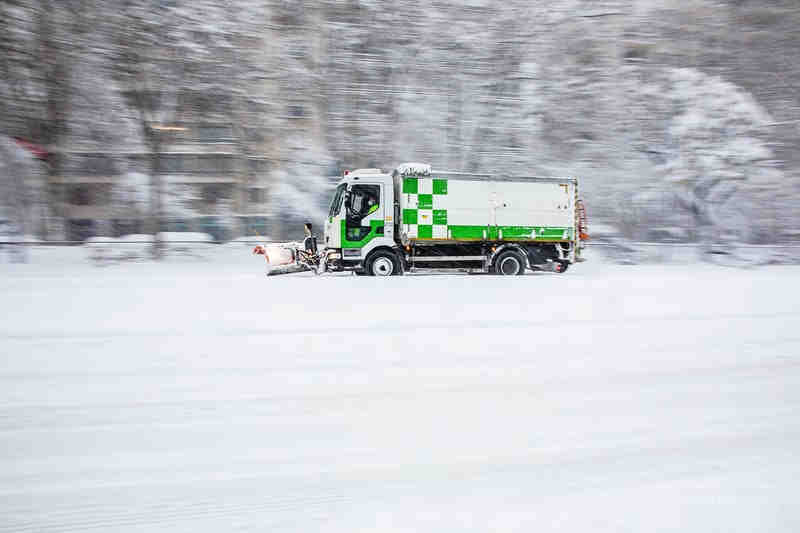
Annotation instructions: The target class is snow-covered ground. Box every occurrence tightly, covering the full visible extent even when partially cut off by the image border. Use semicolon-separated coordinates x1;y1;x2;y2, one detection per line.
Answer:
2;247;799;532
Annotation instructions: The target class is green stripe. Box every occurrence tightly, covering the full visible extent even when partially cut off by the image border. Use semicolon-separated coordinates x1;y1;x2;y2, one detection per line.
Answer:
448;226;485;239
341;219;385;248
500;226;535;239
444;225;573;241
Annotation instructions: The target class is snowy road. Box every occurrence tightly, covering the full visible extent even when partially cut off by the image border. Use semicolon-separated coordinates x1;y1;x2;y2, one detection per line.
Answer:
2;251;799;532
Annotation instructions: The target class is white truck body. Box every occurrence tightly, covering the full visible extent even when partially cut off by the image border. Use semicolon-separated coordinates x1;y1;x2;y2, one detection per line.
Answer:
313;163;585;275
397;172;577;244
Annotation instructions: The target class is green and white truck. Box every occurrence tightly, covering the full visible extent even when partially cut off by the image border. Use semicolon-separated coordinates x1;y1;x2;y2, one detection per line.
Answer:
257;163;587;276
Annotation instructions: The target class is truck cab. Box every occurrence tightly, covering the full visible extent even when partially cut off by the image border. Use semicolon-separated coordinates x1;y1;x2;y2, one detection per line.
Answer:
323;169;399;273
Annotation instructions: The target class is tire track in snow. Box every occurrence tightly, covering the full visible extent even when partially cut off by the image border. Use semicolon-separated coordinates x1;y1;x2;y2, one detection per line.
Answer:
2;351;799;434
2;310;799;342
4;426;799;533
1;486;351;533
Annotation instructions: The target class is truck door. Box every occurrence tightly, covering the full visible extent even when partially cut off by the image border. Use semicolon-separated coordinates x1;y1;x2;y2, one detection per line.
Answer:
342;183;385;248
324;183;347;248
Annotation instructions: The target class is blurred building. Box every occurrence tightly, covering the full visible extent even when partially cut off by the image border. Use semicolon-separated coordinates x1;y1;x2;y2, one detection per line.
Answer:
6;1;796;245
55;2;338;242
52;119;250;242
3;1;336;243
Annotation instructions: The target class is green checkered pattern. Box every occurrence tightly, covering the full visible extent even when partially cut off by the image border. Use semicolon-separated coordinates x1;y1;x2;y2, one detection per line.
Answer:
401;176;574;242
402;177;449;239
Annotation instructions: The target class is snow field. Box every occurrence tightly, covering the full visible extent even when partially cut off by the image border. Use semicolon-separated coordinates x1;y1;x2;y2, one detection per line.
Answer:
1;250;799;532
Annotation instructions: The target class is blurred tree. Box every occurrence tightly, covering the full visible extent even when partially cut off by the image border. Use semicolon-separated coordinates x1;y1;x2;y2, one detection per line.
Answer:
621;67;784;246
2;0;798;256
111;0;185;257
0;135;46;261
0;0;84;239
111;0;249;251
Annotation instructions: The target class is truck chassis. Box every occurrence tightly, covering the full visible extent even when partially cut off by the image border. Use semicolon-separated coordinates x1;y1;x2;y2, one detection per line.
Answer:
326;240;574;276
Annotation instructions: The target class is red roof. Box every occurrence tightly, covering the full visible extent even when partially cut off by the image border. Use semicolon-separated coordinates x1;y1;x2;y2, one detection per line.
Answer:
13;138;49;160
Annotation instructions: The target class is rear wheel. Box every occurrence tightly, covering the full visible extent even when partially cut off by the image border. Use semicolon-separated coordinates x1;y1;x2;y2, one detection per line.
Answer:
493;250;526;276
366;250;401;277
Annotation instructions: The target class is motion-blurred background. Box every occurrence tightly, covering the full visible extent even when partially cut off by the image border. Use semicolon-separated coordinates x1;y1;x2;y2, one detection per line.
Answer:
1;0;799;254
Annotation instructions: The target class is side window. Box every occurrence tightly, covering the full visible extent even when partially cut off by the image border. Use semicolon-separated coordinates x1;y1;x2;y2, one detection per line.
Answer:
348;184;380;219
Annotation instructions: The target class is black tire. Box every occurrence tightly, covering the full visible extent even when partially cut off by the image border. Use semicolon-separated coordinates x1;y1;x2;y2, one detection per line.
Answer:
492;250;526;276
365;250;401;277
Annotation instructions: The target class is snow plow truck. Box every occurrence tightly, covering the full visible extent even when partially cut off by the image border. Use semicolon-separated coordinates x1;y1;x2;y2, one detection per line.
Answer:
254;163;588;276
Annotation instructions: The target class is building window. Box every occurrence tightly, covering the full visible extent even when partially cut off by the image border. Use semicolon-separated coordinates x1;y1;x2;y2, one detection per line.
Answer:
243;216;268;236
112;219;142;237
191;30;210;46
288;42;307;59
182;91;231;115
159;155;236;174
69;185;92;206
195;125;234;141
197;216;229;242
66;155;115;175
161;154;185;172
67;219;96;241
246;101;264;116
207;156;234;173
86;155;115;175
244;128;265;143
165;218;190;232
248;158;270;174
202;184;232;204
247;188;266;204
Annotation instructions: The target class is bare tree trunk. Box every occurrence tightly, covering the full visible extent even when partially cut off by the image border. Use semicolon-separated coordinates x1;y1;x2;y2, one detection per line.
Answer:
147;130;163;259
40;0;71;241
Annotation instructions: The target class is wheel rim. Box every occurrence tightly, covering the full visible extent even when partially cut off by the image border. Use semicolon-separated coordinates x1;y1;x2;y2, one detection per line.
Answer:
499;256;521;275
372;256;394;276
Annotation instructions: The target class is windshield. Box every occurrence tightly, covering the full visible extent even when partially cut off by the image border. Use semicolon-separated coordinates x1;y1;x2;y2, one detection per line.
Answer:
328;183;347;217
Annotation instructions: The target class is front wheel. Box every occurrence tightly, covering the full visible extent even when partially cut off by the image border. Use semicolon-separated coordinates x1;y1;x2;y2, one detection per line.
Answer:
366;250;402;276
492;250;526;276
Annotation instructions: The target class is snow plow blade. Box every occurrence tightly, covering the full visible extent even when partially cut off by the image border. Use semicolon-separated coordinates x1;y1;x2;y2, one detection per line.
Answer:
266;263;311;276
253;225;322;277
253;242;319;276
